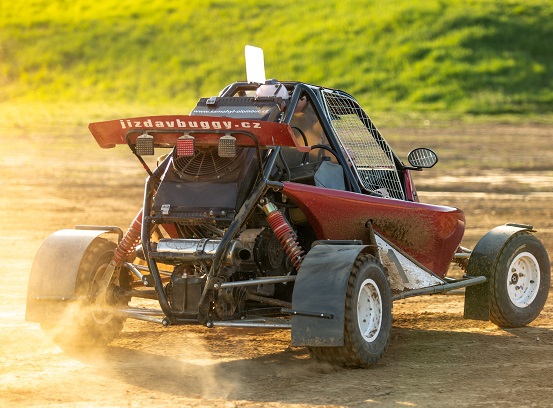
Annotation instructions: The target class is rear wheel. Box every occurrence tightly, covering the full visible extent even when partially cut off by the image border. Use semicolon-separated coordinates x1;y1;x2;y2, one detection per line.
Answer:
309;254;392;367
489;232;550;328
42;238;128;348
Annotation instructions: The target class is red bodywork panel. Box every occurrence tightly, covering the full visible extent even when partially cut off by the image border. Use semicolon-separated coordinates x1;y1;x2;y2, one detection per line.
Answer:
88;115;310;152
282;182;465;277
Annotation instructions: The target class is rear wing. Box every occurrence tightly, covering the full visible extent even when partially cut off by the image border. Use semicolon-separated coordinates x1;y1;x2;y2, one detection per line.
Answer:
88;115;310;152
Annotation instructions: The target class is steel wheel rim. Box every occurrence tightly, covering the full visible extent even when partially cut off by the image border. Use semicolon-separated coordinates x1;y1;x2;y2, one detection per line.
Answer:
357;278;383;343
507;251;540;308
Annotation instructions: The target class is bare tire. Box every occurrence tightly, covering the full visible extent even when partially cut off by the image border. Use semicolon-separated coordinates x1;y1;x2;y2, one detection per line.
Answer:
42;238;128;348
490;232;550;328
309;254;392;367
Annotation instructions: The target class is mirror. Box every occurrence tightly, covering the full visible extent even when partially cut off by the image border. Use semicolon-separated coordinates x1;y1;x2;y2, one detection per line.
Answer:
407;148;438;169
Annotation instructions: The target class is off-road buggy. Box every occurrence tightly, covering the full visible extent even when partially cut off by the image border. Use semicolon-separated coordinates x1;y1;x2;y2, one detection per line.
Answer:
27;47;551;367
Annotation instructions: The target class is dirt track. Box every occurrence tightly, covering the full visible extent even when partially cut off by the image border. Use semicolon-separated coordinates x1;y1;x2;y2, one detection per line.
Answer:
1;122;553;407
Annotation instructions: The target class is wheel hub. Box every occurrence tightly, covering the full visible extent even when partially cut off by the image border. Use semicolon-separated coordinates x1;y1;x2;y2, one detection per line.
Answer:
507;252;540;308
357;278;383;343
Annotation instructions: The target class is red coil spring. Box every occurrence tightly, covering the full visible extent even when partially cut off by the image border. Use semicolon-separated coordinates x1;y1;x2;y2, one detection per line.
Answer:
112;210;143;266
266;210;305;269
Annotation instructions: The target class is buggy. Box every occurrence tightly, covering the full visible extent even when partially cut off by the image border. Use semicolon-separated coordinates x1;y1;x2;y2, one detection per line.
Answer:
27;46;550;367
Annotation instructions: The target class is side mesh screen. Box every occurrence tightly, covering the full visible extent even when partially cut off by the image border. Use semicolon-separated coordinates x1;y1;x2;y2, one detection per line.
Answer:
321;91;405;200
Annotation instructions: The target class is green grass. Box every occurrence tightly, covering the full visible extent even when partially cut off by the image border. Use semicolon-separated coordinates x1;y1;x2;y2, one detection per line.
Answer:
1;0;553;115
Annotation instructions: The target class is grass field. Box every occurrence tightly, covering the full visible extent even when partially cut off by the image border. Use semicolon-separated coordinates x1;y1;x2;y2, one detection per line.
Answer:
2;0;553;115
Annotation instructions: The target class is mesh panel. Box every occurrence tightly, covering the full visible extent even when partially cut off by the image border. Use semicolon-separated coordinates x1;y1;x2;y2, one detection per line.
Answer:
321;91;405;200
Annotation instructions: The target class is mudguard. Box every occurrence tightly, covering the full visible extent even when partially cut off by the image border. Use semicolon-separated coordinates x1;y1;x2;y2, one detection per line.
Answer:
26;229;114;323
464;224;533;321
290;243;370;347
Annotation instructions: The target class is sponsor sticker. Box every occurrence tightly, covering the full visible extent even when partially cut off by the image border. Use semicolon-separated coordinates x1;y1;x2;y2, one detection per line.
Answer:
119;118;262;130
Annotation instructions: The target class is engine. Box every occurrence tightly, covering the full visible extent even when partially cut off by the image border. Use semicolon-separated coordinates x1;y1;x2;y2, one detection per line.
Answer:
163;226;294;319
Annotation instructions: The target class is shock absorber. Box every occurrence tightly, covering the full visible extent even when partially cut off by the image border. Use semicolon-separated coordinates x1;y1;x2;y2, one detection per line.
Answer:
261;199;305;270
112;209;143;266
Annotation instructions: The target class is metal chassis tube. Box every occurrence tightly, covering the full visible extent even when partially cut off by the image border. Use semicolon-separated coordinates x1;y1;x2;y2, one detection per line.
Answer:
213;275;296;289
141;153;174;317
209;320;291;329
391;275;487;301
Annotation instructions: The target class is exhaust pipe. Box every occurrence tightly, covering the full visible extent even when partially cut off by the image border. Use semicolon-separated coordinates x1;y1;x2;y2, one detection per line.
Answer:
155;238;251;265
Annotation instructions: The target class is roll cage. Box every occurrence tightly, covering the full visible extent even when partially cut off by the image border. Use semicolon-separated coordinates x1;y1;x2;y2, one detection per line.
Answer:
219;81;411;200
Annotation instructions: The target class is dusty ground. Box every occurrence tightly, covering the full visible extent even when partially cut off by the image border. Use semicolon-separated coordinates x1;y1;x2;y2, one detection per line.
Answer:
1;118;553;407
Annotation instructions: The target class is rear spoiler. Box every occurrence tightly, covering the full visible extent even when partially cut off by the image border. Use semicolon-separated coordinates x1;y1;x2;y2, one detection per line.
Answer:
88;115;310;152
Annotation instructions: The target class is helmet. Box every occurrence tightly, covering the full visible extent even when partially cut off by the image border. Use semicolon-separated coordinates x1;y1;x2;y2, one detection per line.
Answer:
255;80;289;99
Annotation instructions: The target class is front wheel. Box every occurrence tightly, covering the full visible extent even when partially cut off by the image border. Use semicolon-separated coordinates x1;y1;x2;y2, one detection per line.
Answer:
490;232;550;328
309;254;392;367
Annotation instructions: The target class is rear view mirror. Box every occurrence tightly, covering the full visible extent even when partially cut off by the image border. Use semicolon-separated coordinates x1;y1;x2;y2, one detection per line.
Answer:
407;148;438;169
